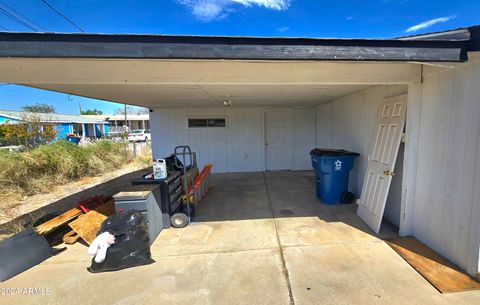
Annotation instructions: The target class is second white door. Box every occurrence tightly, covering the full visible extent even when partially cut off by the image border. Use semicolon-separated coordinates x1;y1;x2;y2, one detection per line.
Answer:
265;111;293;171
357;94;407;233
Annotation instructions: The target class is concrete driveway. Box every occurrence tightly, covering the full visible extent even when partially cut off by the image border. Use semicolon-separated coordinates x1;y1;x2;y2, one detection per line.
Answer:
1;171;479;305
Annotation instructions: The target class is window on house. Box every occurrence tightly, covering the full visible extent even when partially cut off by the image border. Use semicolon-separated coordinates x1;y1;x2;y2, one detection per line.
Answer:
188;118;226;128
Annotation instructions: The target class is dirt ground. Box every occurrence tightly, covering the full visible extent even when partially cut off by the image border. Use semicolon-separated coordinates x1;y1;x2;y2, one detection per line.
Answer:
0;162;148;227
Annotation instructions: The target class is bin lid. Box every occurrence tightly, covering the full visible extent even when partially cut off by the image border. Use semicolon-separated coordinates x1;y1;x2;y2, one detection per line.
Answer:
113;184;159;200
310;148;360;157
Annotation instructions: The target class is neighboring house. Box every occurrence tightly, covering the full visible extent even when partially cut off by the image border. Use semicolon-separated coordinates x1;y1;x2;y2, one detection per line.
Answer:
83;114;149;135
0;26;479;279
0;110;109;139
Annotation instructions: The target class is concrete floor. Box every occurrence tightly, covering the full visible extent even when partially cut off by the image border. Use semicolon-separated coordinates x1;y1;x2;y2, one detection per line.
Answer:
1;171;480;305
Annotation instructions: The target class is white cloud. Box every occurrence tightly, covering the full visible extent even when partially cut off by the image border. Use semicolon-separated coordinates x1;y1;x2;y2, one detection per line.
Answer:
178;0;290;21
405;15;455;33
276;26;290;32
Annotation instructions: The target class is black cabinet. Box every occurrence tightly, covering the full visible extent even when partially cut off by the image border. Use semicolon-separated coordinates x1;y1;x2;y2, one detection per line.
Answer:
131;171;182;228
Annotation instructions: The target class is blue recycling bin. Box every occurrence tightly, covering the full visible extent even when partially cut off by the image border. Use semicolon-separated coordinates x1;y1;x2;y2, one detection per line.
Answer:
66;135;81;144
310;148;360;205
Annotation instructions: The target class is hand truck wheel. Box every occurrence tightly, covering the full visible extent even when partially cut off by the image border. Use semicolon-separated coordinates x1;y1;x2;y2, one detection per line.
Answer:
170;213;188;228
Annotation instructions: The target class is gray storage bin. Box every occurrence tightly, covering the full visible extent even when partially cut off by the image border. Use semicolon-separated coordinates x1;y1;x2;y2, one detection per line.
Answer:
113;185;163;245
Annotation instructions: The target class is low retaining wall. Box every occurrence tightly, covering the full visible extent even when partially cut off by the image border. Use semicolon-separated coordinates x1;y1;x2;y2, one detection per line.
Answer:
0;167;151;236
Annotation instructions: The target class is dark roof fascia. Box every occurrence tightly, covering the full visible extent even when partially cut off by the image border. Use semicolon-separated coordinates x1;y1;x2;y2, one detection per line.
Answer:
0;32;471;62
469;26;480;51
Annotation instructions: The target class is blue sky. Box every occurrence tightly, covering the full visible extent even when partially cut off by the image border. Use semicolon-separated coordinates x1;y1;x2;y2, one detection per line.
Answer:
0;0;479;114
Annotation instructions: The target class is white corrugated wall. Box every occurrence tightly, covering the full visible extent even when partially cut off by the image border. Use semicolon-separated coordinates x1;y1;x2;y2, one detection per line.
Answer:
413;57;480;277
150;106;316;172
315;85;408;197
314;58;480;277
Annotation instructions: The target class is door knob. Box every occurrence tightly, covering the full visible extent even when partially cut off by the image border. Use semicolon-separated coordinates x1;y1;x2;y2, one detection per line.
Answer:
383;170;396;176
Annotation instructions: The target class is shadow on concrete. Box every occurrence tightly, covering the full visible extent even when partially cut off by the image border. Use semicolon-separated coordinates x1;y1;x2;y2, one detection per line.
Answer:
194;171;399;240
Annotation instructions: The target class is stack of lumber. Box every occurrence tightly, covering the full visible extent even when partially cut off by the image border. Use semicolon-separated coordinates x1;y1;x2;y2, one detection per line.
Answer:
34;195;115;246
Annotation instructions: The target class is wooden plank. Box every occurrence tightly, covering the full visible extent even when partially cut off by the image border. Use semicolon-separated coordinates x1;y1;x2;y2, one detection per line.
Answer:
385;237;480;293
34;207;83;235
62;230;81;244
34;195;111;235
68;200;115;245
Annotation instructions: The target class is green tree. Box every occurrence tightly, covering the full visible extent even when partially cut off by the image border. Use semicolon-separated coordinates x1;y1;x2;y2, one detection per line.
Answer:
81;108;103;115
2;113;56;148
114;106;149;115
22;103;55;113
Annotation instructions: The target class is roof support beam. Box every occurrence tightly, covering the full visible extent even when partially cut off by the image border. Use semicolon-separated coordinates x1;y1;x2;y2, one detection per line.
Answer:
0;58;422;85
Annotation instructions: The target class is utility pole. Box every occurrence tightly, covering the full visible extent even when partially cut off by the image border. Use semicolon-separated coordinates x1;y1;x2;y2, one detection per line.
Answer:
124;104;128;134
124;104;128;154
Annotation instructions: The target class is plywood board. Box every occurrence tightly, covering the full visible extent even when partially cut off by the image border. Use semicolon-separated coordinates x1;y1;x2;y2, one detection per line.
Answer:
35;207;83;235
62;230;80;244
68;200;115;245
385;237;480;293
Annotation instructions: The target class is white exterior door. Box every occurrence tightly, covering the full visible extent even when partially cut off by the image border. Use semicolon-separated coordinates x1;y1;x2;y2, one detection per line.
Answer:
265;111;292;171
357;94;407;233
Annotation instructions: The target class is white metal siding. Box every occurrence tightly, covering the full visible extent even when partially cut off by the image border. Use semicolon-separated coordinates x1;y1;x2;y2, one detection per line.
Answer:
316;103;332;148
414;58;480;277
151;106;316;173
294;108;316;170
226;107;264;172
317;85;408;196
384;143;404;227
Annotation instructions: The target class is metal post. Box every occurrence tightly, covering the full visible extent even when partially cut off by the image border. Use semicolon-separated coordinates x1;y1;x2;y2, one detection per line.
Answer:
81;124;86;138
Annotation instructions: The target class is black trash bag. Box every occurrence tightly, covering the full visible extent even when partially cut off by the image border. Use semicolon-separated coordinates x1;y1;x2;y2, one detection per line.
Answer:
164;154;192;173
88;210;154;273
164;154;183;172
0;227;51;282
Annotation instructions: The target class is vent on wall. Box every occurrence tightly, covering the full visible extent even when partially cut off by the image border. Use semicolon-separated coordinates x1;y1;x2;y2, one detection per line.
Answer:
188;118;226;128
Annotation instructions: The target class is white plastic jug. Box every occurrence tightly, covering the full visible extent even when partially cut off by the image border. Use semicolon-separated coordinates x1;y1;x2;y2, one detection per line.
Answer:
152;159;168;179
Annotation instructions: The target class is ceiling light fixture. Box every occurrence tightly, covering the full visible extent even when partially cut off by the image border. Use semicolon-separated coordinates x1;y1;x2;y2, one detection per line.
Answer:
222;95;233;107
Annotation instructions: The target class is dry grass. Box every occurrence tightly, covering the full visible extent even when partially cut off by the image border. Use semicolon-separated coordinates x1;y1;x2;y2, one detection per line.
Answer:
0;140;133;199
0;209;45;241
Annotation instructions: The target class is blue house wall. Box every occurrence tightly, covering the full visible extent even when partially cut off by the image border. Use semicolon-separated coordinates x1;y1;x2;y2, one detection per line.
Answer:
1;114;109;139
56;123;71;140
95;124;102;137
0;115;19;124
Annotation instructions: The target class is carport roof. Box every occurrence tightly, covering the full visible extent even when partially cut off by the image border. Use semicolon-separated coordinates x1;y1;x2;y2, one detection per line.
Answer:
0;110;107;124
0;25;479;62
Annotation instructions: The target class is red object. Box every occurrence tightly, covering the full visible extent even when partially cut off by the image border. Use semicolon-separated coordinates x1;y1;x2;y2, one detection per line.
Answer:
76;195;112;213
187;164;213;195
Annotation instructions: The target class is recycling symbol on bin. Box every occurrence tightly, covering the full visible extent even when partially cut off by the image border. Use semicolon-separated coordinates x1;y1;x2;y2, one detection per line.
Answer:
334;160;342;170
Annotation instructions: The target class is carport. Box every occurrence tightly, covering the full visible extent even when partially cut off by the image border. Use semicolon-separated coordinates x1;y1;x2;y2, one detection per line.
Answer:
0;26;480;302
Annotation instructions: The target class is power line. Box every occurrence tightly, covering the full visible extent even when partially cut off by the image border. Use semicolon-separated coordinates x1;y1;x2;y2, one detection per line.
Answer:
0;1;46;31
39;0;84;33
0;24;8;31
0;6;38;31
